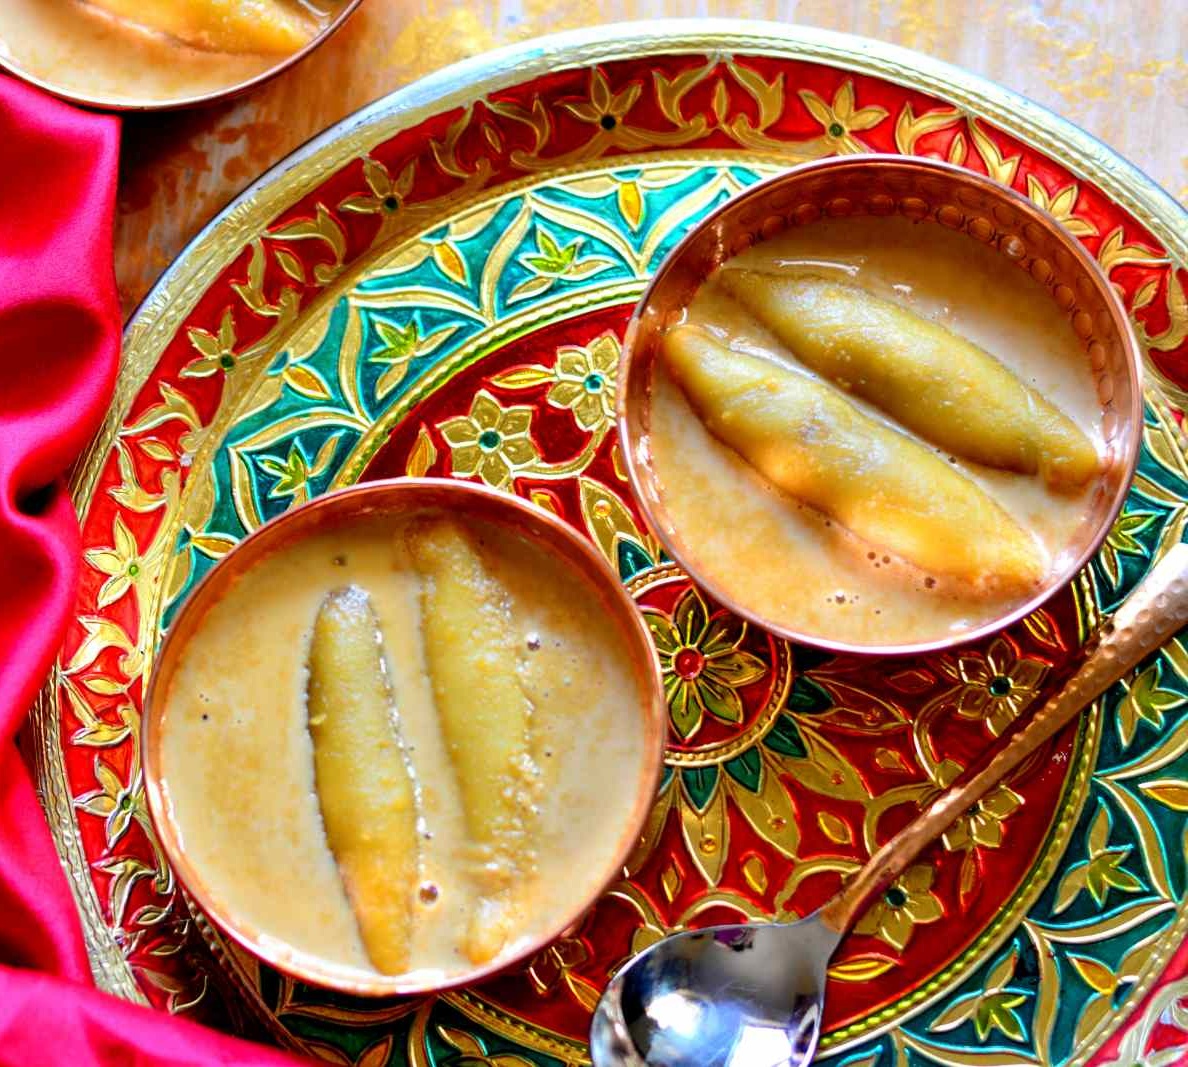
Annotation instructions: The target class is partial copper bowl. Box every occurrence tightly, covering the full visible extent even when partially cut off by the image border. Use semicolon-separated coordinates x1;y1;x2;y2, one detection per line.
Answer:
0;0;361;111
142;477;667;996
618;155;1143;656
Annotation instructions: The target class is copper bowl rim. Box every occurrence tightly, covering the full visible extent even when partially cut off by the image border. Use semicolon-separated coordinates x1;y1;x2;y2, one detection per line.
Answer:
0;0;362;112
617;153;1144;657
141;476;668;996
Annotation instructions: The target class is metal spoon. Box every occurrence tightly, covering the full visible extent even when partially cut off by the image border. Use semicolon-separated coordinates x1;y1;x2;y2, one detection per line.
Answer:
590;543;1188;1067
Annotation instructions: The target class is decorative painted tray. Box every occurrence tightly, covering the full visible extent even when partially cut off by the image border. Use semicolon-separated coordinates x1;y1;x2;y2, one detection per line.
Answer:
33;21;1188;1067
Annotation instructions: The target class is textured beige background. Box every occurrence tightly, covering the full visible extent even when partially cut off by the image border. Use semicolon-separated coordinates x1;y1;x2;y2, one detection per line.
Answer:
114;0;1188;318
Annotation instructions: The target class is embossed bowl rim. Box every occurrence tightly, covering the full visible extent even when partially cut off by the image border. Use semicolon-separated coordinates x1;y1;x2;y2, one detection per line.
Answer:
618;154;1144;657
141;476;668;996
0;0;362;112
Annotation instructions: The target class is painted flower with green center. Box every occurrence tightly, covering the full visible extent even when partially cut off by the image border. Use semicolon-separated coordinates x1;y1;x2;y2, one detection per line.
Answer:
84;514;145;609
854;863;943;951
955;637;1048;737
643;587;767;740
440;390;540;490
798;80;888;154
547;334;620;432
182;308;238;378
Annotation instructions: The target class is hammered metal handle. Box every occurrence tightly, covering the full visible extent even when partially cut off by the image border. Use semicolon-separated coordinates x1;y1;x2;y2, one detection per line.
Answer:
819;543;1188;936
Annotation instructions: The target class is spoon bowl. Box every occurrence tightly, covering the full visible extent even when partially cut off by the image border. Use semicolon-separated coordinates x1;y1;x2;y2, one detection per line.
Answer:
590;916;839;1067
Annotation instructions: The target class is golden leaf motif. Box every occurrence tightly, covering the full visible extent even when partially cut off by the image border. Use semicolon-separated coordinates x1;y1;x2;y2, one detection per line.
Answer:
1097;226;1169;275
624;776;674;876
828;953;897;982
618;180;644;231
282;364;331;401
578;477;644;572
432;241;469;286
727;60;784;129
679;778;729;887
1025;175;1098;237
894;103;963;155
438;1027;483;1057
947;131;967;165
274;247;306;283
67;617;135;675
726;752;800;860
784;720;868;802
138;438;172;462
404;427;438;478
661;861;683;903
1140;271;1188;353
1132;276;1160;311
122;381;201;437
272;202;348;266
1138;778;1188;811
968;119;1020;186
653;62;713;126
490;365;553;390
742;854;768;894
356;1036;394;1067
189;533;238;560
817;810;853;845
1068;953;1116;995
110;441;166;514
711;80;731;125
528;490;558;515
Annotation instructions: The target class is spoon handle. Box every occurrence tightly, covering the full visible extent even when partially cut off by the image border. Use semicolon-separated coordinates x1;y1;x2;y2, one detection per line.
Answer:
818;542;1188;937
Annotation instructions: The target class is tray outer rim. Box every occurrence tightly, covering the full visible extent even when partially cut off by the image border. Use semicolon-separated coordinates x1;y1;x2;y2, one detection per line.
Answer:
29;13;1188;1042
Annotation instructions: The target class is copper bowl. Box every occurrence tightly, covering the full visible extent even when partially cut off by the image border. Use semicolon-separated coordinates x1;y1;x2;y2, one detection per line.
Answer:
142;477;667;995
0;0;361;111
618;155;1143;656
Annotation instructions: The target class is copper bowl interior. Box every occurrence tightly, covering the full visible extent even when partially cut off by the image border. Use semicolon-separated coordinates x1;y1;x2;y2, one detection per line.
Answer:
619;155;1143;656
142;478;667;996
0;0;362;111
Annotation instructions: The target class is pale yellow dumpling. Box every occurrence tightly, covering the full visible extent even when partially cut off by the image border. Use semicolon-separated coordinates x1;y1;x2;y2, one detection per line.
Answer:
307;586;418;975
716;269;1100;490
85;0;317;54
407;518;537;964
662;324;1045;592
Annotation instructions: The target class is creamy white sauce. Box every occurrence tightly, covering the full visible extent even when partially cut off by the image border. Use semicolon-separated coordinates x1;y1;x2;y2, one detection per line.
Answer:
649;215;1103;647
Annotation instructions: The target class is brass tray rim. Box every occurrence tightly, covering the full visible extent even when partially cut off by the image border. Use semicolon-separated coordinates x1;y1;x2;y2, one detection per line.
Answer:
31;14;1188;1047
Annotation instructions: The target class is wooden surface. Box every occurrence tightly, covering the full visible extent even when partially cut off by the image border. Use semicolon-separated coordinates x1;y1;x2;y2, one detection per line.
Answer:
114;0;1187;319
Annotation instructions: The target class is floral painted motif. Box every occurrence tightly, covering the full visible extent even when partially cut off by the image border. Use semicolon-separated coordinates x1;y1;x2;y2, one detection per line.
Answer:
546;334;619;433
440;391;539;489
644;587;767;740
854;864;944;951
83;515;144;609
941;784;1023;851
798;80;889;154
954;637;1048;736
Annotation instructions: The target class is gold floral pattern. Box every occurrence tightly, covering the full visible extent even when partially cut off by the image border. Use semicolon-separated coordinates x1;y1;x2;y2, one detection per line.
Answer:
643;587;767;740
182;309;238;378
855;864;944;951
798;80;888;154
547;334;619;433
941;784;1022;851
440;391;540;489
83;515;144;609
954;637;1048;737
562;69;643;137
